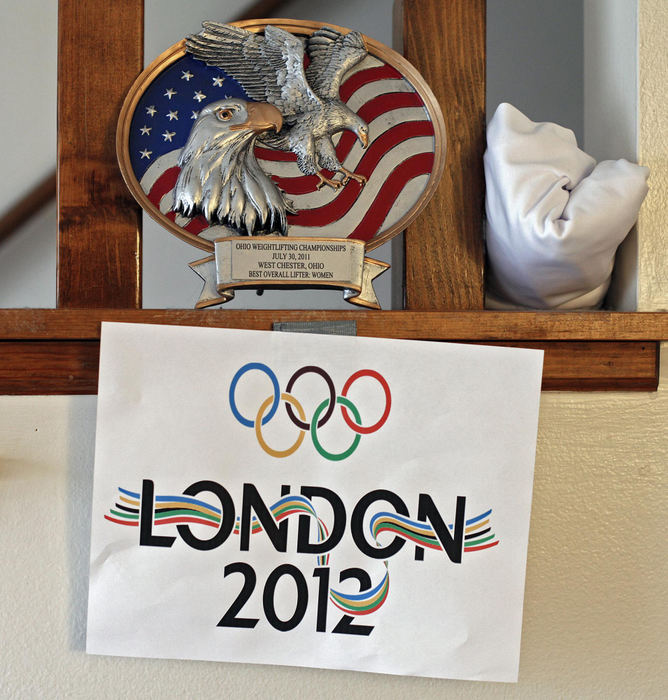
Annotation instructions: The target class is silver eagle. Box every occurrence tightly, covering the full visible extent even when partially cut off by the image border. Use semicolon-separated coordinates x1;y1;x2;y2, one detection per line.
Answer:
173;98;294;235
186;22;370;190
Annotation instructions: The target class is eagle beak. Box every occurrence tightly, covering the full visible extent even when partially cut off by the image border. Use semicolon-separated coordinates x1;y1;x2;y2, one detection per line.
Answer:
242;102;283;134
359;131;368;149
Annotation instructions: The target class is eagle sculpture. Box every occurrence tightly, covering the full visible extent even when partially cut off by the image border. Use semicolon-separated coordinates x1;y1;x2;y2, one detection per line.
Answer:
173;98;294;235
186;23;370;190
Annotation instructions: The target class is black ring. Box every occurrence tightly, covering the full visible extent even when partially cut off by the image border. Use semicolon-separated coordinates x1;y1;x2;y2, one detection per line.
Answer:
285;366;336;430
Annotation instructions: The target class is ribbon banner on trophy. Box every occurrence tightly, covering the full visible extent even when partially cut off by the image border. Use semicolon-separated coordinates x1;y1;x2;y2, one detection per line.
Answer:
87;323;543;681
116;19;446;308
190;238;389;308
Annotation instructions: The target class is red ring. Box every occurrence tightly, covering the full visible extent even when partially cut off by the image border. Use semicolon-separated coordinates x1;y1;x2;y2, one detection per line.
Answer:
340;369;391;434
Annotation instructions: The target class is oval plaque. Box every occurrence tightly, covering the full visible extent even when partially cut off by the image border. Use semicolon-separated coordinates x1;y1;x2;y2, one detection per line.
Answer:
117;19;446;307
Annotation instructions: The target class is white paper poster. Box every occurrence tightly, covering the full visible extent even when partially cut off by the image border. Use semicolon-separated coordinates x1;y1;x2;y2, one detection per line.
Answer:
87;323;543;681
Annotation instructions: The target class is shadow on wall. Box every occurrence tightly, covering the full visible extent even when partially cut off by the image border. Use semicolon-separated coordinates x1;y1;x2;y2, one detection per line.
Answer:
66;396;98;651
0;201;57;308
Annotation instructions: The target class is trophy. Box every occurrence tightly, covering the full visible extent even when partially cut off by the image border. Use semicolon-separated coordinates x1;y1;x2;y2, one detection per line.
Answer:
117;19;445;309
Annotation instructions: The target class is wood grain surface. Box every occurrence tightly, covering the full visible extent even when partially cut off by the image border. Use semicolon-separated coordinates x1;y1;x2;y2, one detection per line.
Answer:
57;0;143;308
1;309;665;341
401;0;486;310
0;341;100;395
0;335;657;394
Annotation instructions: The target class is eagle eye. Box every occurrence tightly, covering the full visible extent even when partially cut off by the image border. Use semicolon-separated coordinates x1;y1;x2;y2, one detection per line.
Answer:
216;108;234;121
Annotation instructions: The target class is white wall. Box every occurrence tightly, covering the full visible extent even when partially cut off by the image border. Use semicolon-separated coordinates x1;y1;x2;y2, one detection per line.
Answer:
487;0;584;142
584;0;639;310
583;0;638;163
0;0;57;309
637;0;668;312
0;200;56;307
0;0;57;221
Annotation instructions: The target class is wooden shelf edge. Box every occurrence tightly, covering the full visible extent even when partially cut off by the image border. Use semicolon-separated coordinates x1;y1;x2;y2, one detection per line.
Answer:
0;309;667;341
0;333;661;396
1;309;663;393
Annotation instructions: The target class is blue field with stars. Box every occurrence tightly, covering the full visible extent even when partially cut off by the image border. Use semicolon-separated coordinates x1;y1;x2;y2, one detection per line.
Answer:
129;54;250;180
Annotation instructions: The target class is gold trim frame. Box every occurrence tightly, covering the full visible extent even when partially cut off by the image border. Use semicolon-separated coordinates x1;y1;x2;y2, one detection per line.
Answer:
116;18;447;253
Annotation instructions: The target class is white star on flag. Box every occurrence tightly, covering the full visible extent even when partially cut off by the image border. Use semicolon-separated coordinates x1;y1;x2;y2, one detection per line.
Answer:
212;76;225;87
139;149;152;159
181;70;194;81
140;125;151;135
146;105;157;117
193;91;206;102
191;111;199;120
164;88;177;99
162;131;176;142
166;110;179;121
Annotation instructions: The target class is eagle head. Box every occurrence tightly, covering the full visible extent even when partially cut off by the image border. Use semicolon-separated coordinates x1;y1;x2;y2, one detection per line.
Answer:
353;115;369;149
173;98;293;236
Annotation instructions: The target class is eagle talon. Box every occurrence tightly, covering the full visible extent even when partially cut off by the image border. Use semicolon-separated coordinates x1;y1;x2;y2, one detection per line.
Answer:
340;167;367;186
316;173;344;190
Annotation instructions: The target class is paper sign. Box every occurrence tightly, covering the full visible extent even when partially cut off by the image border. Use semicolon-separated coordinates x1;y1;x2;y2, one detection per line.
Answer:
87;323;543;681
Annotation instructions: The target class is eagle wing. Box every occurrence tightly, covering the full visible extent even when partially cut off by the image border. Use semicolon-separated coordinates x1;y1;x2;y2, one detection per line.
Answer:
305;27;367;100
186;23;321;117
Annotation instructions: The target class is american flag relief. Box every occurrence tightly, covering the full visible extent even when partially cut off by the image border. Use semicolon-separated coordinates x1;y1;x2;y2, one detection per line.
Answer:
117;19;446;309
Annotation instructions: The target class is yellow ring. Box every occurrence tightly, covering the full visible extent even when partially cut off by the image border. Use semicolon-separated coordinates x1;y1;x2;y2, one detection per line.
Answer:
255;392;306;458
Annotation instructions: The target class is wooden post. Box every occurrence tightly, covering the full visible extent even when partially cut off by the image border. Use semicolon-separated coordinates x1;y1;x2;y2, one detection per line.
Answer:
57;0;144;308
401;0;486;310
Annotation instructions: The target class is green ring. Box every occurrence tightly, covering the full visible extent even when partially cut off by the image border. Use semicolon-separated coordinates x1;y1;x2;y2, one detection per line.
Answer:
311;396;361;461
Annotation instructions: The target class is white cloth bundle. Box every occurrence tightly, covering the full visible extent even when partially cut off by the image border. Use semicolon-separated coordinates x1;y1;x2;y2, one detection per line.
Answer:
484;103;649;309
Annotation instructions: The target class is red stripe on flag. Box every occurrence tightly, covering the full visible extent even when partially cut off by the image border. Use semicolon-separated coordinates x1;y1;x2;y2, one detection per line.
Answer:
254;91;425;165
357;121;433;178
331;104;430;169
149;177;206;233
357;92;425;124
253;146;297;162
350;152;434;240
184;215;209;235
338;65;403;102
270;175;316;195
276;120;434;198
148;166;180;206
286;183;361;227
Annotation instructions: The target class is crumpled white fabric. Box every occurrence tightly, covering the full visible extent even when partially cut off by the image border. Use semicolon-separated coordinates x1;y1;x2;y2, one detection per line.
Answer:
484;103;649;309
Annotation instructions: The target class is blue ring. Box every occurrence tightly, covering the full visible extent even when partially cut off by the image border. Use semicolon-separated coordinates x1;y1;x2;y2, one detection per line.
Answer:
229;363;280;427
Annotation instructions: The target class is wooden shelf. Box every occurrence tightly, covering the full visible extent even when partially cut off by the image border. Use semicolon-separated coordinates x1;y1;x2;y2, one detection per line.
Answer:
0;309;665;342
0;0;664;396
0;309;664;394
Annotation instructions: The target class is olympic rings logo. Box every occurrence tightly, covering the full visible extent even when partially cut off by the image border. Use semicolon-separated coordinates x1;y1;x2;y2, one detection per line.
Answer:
229;363;391;461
